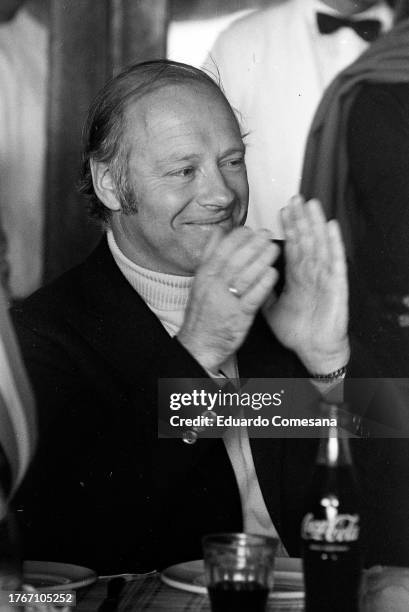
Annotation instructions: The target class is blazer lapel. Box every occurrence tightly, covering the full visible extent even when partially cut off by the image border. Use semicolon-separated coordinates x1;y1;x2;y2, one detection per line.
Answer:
66;239;176;385
63;238;230;467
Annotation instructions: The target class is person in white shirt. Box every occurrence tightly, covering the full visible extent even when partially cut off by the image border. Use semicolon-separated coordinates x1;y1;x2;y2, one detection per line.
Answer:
0;0;48;298
204;0;394;235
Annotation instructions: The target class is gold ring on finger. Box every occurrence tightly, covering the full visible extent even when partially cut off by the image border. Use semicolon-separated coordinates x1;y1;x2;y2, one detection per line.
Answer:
228;285;241;298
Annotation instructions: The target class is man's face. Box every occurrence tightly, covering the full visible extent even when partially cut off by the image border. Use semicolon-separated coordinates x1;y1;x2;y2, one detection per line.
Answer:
322;0;380;14
112;82;248;275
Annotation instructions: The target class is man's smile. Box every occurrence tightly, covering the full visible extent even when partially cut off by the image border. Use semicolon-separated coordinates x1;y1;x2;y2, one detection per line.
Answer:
184;213;236;229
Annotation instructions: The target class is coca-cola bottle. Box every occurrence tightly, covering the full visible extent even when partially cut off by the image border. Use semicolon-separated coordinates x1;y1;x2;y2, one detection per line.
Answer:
301;403;361;612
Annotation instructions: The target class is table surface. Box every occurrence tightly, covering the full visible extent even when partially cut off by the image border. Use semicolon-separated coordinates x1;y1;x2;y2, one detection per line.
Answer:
75;573;304;611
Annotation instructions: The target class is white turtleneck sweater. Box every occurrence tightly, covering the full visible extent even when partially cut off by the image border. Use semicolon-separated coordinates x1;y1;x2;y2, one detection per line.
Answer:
107;230;285;550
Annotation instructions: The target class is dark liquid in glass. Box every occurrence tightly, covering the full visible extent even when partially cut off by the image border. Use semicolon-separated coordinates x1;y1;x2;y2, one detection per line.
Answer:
208;581;269;612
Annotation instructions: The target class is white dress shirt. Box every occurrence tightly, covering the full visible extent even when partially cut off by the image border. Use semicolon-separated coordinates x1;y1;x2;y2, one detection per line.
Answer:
204;0;393;236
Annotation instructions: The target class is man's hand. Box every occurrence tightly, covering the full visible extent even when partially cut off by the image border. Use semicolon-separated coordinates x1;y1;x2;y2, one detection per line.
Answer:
264;197;350;374
177;227;278;372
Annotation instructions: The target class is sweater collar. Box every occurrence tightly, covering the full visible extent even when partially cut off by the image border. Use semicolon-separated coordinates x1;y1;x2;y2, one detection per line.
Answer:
107;230;194;311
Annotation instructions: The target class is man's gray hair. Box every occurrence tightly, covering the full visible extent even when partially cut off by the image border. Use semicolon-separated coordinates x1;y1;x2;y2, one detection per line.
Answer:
79;59;227;223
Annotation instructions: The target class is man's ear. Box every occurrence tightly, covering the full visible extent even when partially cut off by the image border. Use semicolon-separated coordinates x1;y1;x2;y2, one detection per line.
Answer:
90;160;121;212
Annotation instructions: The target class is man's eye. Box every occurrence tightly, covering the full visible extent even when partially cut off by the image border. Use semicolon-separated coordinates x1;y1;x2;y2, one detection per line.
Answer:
172;167;194;177
224;158;245;169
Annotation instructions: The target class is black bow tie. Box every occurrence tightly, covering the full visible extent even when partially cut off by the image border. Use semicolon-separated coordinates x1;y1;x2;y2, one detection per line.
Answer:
316;12;381;42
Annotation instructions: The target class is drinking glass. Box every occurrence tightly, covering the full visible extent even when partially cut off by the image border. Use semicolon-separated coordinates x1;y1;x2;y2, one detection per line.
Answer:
202;533;278;612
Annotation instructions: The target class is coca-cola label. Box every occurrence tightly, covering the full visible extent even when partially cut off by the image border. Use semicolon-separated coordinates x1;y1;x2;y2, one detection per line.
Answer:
301;512;360;543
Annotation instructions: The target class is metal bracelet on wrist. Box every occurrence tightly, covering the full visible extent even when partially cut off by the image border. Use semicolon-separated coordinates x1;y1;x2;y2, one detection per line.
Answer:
311;364;347;382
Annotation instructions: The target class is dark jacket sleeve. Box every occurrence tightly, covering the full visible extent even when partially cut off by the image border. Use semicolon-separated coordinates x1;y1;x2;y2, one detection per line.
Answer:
348;83;409;291
347;83;409;376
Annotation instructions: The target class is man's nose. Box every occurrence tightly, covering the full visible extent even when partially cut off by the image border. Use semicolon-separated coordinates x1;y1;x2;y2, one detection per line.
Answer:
196;168;235;208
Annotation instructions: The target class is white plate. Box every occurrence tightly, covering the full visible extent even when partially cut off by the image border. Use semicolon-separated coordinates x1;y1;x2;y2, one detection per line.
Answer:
161;557;304;600
23;560;97;591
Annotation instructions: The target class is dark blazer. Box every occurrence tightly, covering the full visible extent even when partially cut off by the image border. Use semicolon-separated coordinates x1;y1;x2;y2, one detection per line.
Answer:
11;239;409;573
348;82;409;376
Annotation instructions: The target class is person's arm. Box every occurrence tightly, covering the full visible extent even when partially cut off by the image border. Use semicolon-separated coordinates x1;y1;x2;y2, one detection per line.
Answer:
347;84;409;375
348;83;409;299
0;284;35;496
264;197;349;376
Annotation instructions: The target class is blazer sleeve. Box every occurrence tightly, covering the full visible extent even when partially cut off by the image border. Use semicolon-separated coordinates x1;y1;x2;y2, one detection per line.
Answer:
347;83;409;376
347;83;409;295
